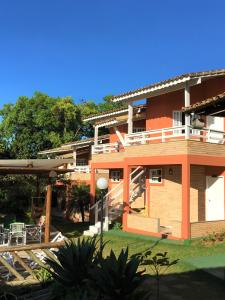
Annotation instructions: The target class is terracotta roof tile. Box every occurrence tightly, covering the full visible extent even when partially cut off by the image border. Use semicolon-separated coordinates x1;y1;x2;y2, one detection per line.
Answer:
111;68;225;102
182;92;225;113
83;104;146;122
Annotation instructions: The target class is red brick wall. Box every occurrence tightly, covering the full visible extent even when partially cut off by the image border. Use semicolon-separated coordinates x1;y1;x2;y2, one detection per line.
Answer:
191;220;225;238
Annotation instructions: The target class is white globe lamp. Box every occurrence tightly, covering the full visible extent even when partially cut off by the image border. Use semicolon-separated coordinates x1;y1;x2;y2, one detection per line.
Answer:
97;177;108;190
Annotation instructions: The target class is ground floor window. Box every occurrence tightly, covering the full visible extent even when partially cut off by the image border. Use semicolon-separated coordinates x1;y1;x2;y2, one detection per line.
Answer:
111;170;121;182
149;168;162;184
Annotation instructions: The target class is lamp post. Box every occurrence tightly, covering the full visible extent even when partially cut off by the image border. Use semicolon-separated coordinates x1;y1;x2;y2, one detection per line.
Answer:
96;177;108;256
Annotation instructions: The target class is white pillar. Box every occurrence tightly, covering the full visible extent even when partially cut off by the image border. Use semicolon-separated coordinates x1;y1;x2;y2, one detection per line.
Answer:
113;126;125;146
185;83;190;139
94;125;99;146
127;102;133;134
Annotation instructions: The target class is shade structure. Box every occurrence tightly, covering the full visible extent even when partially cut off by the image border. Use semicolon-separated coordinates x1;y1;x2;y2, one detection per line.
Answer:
0;159;74;174
0;158;74;243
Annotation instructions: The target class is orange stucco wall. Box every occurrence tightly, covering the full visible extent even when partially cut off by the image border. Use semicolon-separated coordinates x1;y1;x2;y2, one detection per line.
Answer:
109;119;146;143
146;76;225;131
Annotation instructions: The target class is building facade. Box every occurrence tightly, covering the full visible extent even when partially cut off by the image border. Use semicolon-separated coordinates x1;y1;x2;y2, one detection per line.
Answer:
85;69;225;241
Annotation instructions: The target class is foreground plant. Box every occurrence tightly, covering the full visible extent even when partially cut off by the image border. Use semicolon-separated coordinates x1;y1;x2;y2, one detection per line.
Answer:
45;237;101;298
134;249;179;300
89;247;151;300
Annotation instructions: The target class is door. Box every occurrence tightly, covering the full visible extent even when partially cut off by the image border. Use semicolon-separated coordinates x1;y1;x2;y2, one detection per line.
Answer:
207;116;224;143
173;111;182;135
206;176;224;221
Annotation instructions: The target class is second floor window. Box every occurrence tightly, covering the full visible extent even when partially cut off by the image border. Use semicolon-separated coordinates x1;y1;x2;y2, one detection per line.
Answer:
173;111;185;135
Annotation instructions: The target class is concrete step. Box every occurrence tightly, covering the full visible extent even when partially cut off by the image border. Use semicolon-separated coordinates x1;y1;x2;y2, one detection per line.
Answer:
89;225;100;234
83;230;95;237
95;221;108;231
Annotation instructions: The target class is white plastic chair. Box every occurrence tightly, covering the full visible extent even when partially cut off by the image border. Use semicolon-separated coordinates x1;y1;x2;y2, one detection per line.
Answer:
9;223;26;245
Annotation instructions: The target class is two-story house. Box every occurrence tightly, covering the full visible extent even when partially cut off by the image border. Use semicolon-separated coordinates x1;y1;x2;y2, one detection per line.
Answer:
84;68;225;241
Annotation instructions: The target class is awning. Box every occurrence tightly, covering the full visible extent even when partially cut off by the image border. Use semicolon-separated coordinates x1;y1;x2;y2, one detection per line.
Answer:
0;159;74;175
182;92;225;116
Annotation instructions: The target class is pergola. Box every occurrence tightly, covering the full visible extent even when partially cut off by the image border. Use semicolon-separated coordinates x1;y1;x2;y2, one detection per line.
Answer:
0;159;73;243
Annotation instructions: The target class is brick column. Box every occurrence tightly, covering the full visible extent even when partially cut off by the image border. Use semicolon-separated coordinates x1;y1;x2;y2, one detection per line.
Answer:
182;160;190;239
122;165;131;230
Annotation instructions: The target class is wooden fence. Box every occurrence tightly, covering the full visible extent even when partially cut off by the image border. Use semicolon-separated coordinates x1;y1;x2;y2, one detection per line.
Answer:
0;241;65;284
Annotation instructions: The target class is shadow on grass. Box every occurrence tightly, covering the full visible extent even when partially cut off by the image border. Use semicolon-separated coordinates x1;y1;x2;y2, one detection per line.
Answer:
145;268;225;300
1;268;225;300
52;216;89;239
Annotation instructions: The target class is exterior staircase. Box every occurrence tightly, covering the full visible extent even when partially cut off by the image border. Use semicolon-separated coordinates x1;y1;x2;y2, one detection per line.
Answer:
83;166;146;236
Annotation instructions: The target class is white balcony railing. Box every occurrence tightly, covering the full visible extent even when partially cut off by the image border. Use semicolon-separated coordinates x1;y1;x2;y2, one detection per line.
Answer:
125;125;225;145
74;165;90;173
92;143;120;154
91;126;225;154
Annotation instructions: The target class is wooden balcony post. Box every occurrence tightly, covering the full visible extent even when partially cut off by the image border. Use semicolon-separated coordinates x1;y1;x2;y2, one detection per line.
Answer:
73;147;77;167
94;125;99;146
182;160;190;240
45;181;52;243
185;82;190;139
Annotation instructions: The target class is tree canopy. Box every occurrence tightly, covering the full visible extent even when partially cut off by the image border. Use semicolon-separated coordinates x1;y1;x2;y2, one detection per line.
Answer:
0;92;124;159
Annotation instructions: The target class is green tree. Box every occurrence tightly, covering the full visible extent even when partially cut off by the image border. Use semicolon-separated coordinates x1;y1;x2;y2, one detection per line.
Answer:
0;92;82;158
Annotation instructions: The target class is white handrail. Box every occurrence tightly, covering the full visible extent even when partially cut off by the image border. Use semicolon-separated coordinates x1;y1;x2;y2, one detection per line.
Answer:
125;125;225;145
74;165;90;173
92;142;119;154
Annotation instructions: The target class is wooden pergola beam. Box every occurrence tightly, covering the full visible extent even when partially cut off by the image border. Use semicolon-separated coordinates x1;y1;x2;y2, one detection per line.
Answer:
0;167;72;175
45;182;52;243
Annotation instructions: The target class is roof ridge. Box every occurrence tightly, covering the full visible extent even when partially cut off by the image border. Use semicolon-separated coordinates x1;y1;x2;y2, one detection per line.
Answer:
110;68;225;102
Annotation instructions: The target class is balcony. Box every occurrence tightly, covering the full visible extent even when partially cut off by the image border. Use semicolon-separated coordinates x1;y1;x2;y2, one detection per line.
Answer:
92;142;121;154
91;125;225;161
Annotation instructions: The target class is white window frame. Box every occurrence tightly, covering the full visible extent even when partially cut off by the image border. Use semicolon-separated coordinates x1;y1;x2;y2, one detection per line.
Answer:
111;170;121;182
149;168;162;184
173;111;183;135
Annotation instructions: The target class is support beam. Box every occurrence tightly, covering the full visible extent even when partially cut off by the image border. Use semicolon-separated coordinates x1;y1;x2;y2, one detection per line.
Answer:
185;83;190;139
181;160;190;240
45;182;52;243
127;102;133;134
73;147;77;167
113;126;125;146
94;126;99;146
122;165;131;230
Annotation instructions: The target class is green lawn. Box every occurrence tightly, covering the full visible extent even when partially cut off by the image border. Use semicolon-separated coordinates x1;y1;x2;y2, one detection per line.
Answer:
52;220;225;299
52;218;225;274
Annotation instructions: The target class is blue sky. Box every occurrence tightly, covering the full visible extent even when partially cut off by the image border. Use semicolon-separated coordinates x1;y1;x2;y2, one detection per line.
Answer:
0;0;224;107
